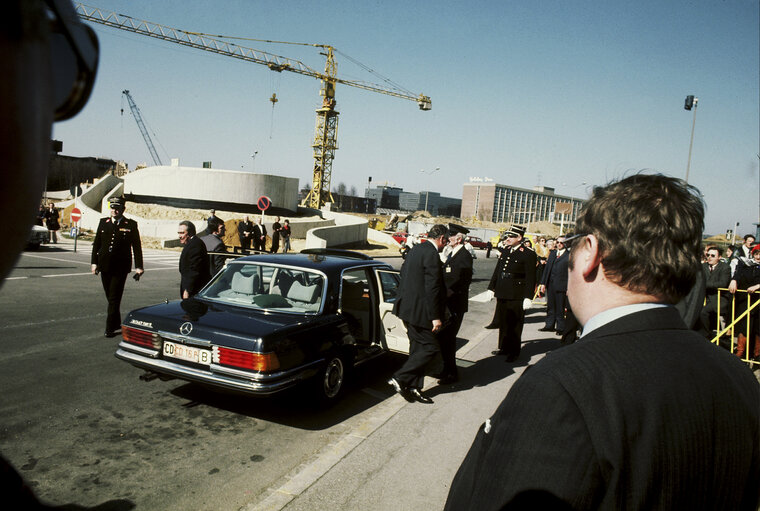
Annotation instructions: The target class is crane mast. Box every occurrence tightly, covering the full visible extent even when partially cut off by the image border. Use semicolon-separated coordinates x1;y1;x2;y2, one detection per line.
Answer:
121;90;163;166
75;3;431;208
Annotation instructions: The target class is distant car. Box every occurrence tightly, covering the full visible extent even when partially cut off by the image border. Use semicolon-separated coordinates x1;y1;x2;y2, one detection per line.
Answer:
115;250;412;405
27;225;48;250
391;232;408;244
465;236;488;249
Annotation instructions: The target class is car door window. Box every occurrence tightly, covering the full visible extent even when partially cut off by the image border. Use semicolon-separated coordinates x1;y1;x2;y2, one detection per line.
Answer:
340;268;373;343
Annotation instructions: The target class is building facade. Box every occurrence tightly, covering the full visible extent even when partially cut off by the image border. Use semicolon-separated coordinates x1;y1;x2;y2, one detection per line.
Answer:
461;183;585;227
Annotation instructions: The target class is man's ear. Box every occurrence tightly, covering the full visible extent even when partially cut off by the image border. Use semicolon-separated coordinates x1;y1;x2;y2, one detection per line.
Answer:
579;234;602;279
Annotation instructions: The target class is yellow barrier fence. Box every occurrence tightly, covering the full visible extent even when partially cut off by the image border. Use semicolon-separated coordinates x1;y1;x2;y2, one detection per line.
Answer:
710;288;760;367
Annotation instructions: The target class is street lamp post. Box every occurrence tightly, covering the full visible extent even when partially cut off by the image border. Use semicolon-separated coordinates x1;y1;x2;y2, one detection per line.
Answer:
684;95;698;183
420;167;440;213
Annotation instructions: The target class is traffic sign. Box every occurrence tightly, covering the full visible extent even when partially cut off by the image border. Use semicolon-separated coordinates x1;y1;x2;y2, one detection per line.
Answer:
257;196;272;211
70;207;82;223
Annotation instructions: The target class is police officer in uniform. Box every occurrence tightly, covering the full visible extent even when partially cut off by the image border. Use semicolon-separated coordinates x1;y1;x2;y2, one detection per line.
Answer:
485;224;536;362
91;197;144;337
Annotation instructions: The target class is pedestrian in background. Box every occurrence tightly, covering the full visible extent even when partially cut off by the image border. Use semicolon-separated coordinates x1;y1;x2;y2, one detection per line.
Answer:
699;245;731;339
91;197;144;337
271;216;281;253
45;202;60;243
178;220;210;299
237;215;253;251
538;235;569;335
281;219;292;253
200;217;227;275
256;218;267;251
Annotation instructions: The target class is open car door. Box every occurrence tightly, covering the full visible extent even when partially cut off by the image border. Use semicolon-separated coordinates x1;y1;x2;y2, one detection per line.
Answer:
374;269;411;354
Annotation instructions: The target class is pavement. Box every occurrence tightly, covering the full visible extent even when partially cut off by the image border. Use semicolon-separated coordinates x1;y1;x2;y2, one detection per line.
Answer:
243;297;561;511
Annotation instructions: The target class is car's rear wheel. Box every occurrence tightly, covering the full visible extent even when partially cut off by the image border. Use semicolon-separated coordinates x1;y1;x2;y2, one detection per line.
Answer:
314;351;352;405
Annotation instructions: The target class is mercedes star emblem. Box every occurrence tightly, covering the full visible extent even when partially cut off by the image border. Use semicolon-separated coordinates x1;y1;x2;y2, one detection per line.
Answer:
179;322;193;336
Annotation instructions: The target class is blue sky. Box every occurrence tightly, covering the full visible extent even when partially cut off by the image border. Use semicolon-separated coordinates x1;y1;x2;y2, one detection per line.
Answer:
56;0;759;234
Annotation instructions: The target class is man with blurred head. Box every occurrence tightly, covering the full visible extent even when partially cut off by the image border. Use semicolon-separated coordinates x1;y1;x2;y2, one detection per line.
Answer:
445;174;760;510
200;217;227;275
0;0;99;505
538;235;569;334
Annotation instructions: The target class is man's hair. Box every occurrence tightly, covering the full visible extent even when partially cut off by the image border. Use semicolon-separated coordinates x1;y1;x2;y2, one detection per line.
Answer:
705;245;721;256
428;224;448;240
208;217;224;233
744;234;755;241
574;173;704;304
179;220;196;236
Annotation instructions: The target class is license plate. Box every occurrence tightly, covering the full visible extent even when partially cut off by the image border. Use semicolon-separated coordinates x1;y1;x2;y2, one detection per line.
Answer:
163;340;212;365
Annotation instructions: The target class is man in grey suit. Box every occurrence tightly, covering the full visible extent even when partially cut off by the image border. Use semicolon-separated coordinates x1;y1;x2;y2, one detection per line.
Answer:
445;174;760;510
388;223;448;404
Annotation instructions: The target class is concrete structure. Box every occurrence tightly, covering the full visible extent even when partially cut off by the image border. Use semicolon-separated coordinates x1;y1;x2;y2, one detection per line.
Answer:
123;164;299;214
462;182;585;227
304;207;369;249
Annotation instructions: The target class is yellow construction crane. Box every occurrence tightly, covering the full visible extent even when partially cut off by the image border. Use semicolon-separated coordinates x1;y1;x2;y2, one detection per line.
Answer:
74;3;432;209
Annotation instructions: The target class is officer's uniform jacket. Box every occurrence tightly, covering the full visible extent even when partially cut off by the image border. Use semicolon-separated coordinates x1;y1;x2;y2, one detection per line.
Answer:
488;244;537;300
443;245;473;314
91;216;143;274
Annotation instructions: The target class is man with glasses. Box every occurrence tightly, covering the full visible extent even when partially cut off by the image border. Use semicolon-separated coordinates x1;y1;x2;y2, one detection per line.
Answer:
446;174;760;510
388;224;448;403
91;197;144;337
484;225;536;362
699;245;731;338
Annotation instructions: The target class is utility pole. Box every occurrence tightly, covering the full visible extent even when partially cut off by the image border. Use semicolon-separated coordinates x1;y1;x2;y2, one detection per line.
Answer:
684;95;698;183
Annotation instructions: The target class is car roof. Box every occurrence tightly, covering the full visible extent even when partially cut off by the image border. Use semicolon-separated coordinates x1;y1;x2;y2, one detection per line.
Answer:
230;252;391;273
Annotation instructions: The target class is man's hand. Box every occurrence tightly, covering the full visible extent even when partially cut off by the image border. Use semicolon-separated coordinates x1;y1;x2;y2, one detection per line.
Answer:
749;284;760;293
91;264;98;275
538;284;546;295
522;298;532;310
135;268;144;276
182;290;190;299
432;319;443;333
729;280;738;294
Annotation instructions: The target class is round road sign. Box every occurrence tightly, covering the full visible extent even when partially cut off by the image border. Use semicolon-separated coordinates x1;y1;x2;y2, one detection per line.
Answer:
257;196;272;211
70;207;82;223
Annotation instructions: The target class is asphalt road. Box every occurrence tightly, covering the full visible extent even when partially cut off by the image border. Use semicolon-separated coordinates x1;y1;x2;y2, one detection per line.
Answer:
0;242;500;510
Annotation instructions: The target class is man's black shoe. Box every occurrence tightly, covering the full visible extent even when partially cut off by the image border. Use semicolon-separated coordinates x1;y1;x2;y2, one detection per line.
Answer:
538;326;553;332
104;330;117;338
491;350;506;356
409;388;434;404
505;354;519;362
388;378;415;402
484;323;499;329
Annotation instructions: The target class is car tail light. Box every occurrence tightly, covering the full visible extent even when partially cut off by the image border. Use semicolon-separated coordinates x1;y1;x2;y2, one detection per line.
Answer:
122;326;161;350
212;346;280;372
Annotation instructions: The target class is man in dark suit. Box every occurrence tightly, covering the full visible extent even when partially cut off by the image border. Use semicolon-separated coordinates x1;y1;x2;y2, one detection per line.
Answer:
388;223;448;404
438;224;474;384
178;220;210;298
237;215;254;251
91;197;144;337
255;218;267;251
538;235;569;334
485;225;537;362
699;245;731;338
200;217;227;275
445;174;760;510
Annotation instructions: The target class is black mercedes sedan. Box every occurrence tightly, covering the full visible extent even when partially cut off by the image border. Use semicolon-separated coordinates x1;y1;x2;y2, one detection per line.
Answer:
116;250;412;404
